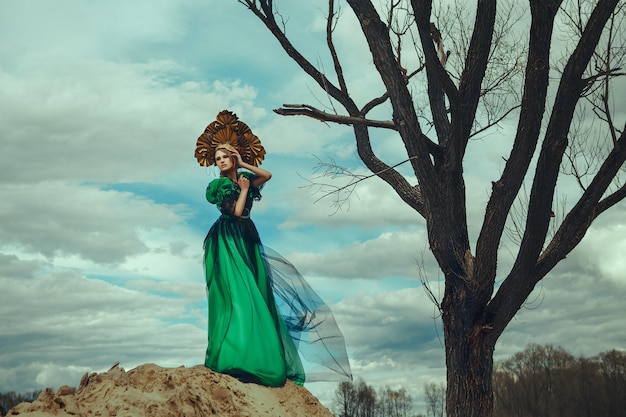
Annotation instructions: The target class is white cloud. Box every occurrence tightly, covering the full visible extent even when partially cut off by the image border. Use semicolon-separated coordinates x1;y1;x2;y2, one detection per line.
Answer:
0;181;188;263
0;259;206;392
0;0;189;62
0;63;262;184
287;229;432;280
497;262;626;359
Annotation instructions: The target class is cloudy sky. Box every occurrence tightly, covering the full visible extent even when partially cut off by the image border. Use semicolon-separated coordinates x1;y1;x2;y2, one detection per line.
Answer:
1;0;625;412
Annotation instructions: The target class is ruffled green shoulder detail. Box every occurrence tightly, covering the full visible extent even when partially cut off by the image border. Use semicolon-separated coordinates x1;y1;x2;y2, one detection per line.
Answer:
240;171;263;201
206;177;233;206
205;172;263;206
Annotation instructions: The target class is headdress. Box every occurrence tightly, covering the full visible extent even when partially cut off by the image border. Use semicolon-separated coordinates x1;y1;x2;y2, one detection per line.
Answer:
194;110;266;167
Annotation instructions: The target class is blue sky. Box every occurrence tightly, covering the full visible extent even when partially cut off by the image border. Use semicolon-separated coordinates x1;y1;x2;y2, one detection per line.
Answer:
1;0;625;412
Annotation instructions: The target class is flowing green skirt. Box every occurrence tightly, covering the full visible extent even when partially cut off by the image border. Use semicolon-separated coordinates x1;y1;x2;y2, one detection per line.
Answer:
204;215;305;386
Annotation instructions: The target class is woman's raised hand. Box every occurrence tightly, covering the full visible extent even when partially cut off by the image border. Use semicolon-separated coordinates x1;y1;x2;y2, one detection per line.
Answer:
237;175;250;191
230;148;244;166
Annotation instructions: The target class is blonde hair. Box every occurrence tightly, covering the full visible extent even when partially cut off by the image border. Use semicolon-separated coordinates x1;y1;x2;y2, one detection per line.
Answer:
215;143;237;154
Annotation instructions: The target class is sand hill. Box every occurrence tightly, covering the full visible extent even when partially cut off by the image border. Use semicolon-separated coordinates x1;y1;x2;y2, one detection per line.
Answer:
8;363;335;417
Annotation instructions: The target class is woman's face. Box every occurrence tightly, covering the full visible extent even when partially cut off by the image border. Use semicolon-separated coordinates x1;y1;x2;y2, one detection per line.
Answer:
215;149;234;173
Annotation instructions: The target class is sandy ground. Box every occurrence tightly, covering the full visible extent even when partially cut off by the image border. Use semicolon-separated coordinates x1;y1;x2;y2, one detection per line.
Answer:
8;363;335;417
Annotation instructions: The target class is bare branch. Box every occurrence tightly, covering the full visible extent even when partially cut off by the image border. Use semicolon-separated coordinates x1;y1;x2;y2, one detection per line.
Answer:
469;104;521;139
512;0;618;272
327;0;348;94
239;0;356;112
361;92;390;116
536;125;626;277
474;0;562;305
300;155;422;212
411;0;460;105
453;0;497;146
273;104;396;129
596;182;626;214
486;0;623;339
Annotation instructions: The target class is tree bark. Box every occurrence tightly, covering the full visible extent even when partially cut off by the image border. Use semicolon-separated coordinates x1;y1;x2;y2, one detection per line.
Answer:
444;316;495;417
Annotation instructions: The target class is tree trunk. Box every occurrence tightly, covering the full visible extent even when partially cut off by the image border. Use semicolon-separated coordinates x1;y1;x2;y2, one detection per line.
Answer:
443;274;496;417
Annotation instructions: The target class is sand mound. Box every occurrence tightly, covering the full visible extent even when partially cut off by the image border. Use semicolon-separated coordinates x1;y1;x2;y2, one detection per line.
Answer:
8;363;334;417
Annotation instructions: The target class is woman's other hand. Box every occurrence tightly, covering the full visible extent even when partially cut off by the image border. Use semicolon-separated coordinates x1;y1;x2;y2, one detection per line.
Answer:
237;174;250;191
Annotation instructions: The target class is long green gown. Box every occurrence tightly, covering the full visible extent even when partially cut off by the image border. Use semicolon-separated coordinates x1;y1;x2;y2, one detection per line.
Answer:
203;171;305;386
204;171;353;387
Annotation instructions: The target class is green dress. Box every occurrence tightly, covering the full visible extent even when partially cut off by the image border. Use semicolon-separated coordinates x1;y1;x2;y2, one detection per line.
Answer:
203;172;304;386
203;171;352;387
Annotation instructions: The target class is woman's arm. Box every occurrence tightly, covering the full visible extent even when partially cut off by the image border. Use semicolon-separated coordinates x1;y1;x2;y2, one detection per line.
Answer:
232;176;250;217
231;149;272;188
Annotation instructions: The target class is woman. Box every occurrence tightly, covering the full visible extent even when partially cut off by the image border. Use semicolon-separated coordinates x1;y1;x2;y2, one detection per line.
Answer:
203;143;307;386
197;111;351;387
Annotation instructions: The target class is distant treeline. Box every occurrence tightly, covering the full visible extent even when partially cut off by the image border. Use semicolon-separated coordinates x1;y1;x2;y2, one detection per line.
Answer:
332;343;626;417
493;343;626;417
333;379;421;417
0;390;40;414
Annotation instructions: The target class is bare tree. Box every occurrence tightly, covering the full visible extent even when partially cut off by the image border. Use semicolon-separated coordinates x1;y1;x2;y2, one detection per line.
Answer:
356;379;378;417
596;350;626;416
334;380;358;417
424;382;445;417
378;386;415;417
334;379;379;417
235;1;626;417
